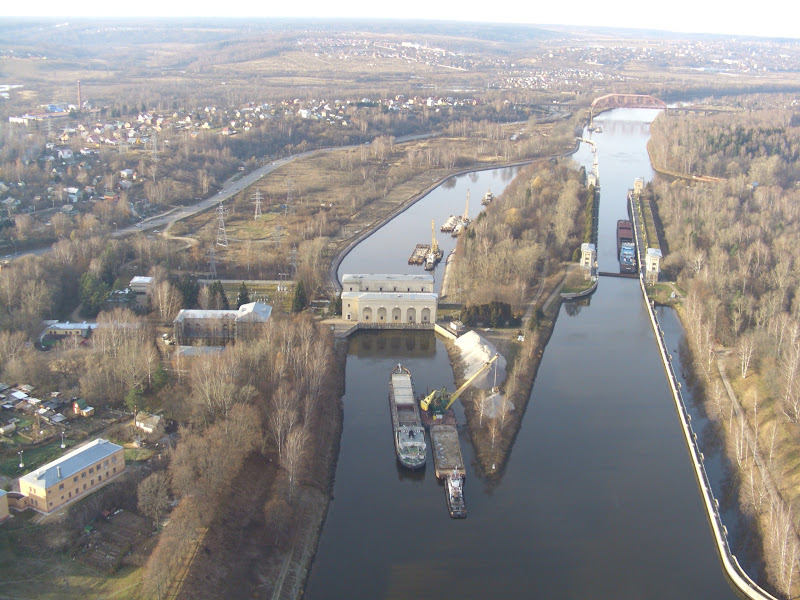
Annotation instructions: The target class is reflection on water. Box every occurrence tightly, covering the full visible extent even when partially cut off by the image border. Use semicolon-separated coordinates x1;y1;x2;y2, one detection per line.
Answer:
563;297;591;317
350;330;435;358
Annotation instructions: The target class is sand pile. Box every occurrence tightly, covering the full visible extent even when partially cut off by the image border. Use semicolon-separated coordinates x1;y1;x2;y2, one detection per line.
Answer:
454;330;507;390
480;391;515;419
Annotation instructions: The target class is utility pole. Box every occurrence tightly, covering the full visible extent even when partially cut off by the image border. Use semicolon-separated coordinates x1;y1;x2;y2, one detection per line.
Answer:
252;189;263;220
216;202;228;247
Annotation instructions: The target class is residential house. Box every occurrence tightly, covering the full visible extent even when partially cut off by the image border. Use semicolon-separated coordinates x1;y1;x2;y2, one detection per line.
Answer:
72;398;95;417
17;438;125;514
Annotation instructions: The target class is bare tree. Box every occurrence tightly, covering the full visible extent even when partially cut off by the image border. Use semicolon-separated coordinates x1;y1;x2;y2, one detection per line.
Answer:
266;382;297;461
737;334;756;379
150;279;182;323
282;425;309;498
138;471;171;526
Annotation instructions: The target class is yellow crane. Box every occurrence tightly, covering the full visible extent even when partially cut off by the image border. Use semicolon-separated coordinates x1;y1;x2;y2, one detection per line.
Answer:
420;354;499;417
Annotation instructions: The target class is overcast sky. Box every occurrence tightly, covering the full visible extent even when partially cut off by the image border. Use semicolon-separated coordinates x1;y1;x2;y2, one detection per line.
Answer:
3;0;799;40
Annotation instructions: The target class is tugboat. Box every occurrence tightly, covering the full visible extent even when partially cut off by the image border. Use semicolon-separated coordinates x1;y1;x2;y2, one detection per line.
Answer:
481;188;494;205
445;469;467;518
389;364;427;470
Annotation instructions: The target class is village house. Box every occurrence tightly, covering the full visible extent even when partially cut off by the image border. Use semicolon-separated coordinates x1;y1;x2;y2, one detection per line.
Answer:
72;398;95;417
16;439;125;514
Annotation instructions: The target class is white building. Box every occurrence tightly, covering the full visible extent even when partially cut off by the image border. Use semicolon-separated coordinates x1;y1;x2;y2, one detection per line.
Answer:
129;276;153;309
580;243;596;273
173;301;272;345
341;274;437;327
646;248;663;284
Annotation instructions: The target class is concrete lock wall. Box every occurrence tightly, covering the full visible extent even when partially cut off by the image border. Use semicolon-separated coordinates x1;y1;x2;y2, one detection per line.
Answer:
633;221;778;600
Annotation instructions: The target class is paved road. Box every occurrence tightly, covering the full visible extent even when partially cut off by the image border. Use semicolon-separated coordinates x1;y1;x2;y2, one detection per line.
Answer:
9;132;438;260
113;154;307;238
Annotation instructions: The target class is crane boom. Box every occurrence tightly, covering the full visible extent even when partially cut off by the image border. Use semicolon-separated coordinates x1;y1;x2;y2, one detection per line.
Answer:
420;354;499;414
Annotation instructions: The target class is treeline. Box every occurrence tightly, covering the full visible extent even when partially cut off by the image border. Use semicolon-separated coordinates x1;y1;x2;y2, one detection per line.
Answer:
651;100;800;597
460;301;521;328
450;160;586;309
649;97;800;184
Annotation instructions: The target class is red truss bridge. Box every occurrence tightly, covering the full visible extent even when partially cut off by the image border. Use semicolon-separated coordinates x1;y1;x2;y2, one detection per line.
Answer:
590;94;667;122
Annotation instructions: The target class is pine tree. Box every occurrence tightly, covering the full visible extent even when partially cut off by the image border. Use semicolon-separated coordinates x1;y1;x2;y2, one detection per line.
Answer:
236;282;250;308
292;280;307;313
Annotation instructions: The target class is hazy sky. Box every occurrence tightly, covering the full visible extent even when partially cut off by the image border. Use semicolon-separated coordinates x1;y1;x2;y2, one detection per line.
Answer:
3;0;799;40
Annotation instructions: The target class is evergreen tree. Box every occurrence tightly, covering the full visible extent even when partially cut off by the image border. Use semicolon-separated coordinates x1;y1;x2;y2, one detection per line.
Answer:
79;272;110;317
177;274;199;308
292;280;307;313
236;282;250;308
218;281;230;310
331;292;342;316
209;280;230;310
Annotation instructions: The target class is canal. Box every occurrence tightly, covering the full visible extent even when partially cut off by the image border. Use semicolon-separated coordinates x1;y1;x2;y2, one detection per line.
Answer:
306;109;744;599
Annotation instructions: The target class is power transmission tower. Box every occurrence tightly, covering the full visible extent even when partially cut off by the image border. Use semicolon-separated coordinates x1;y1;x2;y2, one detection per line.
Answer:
216;202;228;247
252;189;263;220
208;246;217;278
287;178;294;204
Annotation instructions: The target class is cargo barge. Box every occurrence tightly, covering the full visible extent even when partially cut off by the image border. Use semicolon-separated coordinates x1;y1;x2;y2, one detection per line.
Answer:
408;244;430;265
389;365;427;470
617;219;637;274
429;422;465;479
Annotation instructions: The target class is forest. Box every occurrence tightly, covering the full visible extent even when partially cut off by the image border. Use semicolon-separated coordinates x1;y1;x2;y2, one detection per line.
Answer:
648;95;800;597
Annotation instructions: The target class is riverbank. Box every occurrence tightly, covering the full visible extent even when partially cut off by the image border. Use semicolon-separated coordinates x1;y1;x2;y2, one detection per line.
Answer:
326;158;538;291
456;265;569;476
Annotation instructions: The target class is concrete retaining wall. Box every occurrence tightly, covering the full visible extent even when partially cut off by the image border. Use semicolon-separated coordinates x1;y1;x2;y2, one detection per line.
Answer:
633;209;778;600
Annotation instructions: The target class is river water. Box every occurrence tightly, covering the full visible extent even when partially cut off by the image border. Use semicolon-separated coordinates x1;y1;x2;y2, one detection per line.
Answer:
306;110;744;599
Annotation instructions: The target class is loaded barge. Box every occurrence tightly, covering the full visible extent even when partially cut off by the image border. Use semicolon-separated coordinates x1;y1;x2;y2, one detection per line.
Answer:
617;219;637;274
419;355;498;518
389;365;427;470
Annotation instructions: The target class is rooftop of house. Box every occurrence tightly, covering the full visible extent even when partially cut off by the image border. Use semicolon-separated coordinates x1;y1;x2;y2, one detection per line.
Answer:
19;438;122;490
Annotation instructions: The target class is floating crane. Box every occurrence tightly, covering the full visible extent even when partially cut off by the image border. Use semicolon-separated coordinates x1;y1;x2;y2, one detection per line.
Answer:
420;354;499;417
424;219;443;270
